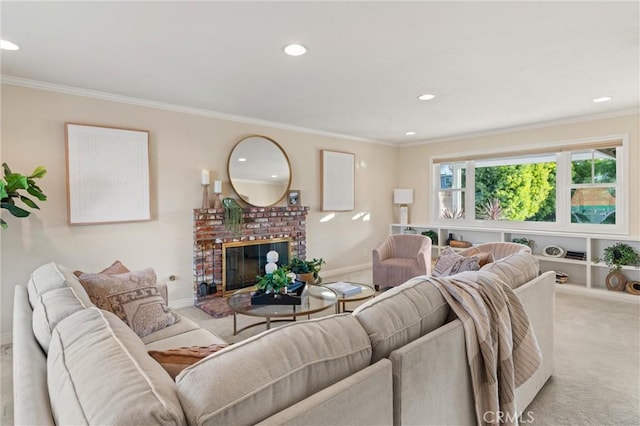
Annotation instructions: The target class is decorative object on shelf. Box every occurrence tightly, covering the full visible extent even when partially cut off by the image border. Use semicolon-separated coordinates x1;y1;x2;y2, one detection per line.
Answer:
605;270;627;291
284;257;325;284
403;227;417;234
222;197;243;236
564;250;587;261
287;189;300;206
542;245;565;258
512;237;535;250
600;242;640;271
555;271;569;284
445;233;455;245
393;188;414;226
1;162;47;230
265;250;279;274
212;180;222;209
421;230;439;245
201;169;210;209
449;239;472;248
625;281;640;295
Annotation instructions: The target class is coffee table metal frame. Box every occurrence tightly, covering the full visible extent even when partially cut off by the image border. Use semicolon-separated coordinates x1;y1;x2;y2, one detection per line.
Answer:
227;284;338;335
323;282;376;313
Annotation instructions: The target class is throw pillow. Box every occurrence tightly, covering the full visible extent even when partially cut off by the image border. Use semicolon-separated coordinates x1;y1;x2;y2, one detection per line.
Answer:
432;247;464;277
73;260;130;278
78;269;177;338
459;248;493;267
149;344;229;379
433;247;482;277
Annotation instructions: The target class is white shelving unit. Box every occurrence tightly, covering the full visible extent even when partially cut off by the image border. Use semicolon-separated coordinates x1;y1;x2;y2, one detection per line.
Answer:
391;223;640;303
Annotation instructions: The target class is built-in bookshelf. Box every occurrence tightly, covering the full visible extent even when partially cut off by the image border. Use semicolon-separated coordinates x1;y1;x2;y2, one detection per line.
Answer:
391;223;640;303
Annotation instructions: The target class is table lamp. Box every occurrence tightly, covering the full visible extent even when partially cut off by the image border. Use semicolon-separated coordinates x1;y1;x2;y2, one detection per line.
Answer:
394;188;414;226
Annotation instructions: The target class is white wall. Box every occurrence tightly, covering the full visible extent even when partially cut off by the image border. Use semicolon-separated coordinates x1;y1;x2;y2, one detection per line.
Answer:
0;84;398;338
398;113;640;236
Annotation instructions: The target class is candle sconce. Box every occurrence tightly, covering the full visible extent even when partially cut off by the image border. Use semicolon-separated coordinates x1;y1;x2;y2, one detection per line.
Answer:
213;180;222;209
201;170;210;209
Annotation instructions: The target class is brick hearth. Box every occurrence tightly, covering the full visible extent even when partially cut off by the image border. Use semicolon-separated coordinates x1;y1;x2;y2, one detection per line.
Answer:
193;206;309;303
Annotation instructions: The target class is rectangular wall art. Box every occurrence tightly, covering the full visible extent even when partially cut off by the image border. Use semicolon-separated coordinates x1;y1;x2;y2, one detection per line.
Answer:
321;150;355;211
65;123;151;225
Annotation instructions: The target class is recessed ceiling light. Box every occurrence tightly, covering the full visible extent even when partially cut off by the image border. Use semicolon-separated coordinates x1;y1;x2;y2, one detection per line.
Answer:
0;40;19;51
417;94;435;101
271;174;278;178
283;43;308;56
238;158;247;162
405;131;416;136
593;96;612;103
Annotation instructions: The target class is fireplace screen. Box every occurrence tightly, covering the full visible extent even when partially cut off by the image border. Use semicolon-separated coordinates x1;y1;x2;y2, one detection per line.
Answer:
223;238;291;294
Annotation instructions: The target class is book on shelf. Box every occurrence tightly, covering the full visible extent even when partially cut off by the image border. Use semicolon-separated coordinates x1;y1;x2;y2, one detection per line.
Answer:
325;281;363;297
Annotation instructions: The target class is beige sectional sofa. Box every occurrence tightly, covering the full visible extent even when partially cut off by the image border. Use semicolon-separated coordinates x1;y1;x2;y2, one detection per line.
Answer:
14;247;554;425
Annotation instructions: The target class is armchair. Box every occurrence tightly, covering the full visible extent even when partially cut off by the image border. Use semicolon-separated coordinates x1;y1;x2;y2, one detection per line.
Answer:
372;234;432;290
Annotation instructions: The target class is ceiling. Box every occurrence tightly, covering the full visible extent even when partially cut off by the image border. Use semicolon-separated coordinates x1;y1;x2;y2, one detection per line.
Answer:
1;1;638;145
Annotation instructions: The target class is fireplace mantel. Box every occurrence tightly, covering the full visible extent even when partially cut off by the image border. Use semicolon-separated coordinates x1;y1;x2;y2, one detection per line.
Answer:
193;206;309;302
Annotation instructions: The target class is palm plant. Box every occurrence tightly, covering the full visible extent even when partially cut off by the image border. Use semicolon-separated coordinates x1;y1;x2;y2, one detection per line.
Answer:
477;199;504;220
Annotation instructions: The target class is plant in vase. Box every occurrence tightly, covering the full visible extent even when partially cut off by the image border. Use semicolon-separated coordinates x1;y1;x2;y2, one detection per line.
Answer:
222;197;243;236
599;242;640;291
285;257;325;284
255;268;290;294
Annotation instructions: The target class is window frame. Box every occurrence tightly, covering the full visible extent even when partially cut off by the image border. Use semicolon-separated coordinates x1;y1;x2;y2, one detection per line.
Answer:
430;135;628;235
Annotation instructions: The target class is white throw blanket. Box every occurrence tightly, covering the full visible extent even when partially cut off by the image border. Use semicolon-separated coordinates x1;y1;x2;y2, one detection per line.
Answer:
427;273;542;426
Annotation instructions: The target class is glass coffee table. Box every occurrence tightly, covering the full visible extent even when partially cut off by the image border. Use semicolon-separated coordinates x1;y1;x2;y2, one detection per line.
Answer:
322;281;376;313
227;285;338;335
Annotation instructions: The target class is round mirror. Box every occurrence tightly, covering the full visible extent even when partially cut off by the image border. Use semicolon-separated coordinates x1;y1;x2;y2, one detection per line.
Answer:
227;135;292;207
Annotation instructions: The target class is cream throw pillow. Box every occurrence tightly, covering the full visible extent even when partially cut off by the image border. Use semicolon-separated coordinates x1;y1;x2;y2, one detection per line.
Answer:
79;268;177;338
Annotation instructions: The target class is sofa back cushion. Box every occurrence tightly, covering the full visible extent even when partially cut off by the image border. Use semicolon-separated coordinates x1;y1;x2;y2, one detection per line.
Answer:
32;287;88;353
176;314;371;426
48;307;186;425
353;276;450;362
27;262;93;308
480;250;539;289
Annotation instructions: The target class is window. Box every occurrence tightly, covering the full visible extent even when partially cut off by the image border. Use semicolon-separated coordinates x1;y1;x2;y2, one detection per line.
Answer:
431;137;626;233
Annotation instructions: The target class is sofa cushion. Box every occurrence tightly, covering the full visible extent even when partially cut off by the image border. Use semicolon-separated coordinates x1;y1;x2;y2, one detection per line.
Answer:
480;250;539;289
27;262;93;309
32;287;88;353
176;314;372;425
149;344;229;379
353;276;450;363
73;259;130;278
48;307;186;425
79;268;177;338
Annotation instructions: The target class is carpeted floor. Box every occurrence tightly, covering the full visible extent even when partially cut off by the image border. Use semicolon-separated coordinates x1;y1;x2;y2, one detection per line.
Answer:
2;268;639;425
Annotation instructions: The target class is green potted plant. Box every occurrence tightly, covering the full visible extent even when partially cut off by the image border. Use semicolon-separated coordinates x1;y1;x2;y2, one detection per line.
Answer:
255;268;290;294
601;242;640;272
252;268;303;305
285;257;325;284
222;197;243;236
421;230;439;246
512;237;535;250
1;163;47;230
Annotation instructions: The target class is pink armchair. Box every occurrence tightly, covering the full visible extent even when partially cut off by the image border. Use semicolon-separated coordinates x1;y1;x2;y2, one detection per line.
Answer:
372;234;432;290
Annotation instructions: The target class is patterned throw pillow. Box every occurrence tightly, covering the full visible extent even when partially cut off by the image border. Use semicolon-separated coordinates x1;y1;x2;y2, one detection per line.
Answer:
78;268;177;338
73;260;130;278
148;344;229;379
433;247;482;277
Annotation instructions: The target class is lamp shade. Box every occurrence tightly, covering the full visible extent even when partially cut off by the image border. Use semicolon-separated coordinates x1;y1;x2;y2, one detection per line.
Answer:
393;188;414;205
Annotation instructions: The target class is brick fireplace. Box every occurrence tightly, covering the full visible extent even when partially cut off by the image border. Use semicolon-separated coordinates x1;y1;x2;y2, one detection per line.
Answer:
193;206;309;303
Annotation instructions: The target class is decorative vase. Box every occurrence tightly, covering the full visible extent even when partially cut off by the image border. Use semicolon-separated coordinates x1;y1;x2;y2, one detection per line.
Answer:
625;281;640;295
296;272;314;285
605;271;627;291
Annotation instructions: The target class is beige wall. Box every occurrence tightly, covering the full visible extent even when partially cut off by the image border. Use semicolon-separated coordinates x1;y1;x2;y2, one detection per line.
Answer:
0;84;398;338
398;113;640;236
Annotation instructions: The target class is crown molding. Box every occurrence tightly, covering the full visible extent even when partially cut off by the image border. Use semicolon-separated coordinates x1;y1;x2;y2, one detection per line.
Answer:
1;75;394;146
401;107;640;147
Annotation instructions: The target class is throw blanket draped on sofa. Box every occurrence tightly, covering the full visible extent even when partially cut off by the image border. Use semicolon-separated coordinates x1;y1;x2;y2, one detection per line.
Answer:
427;272;542;426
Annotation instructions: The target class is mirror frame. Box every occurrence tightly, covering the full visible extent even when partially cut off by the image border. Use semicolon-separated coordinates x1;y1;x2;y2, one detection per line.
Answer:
227;135;292;207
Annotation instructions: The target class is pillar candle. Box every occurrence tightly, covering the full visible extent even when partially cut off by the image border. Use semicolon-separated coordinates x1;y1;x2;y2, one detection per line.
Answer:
213;180;222;193
201;170;210;185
